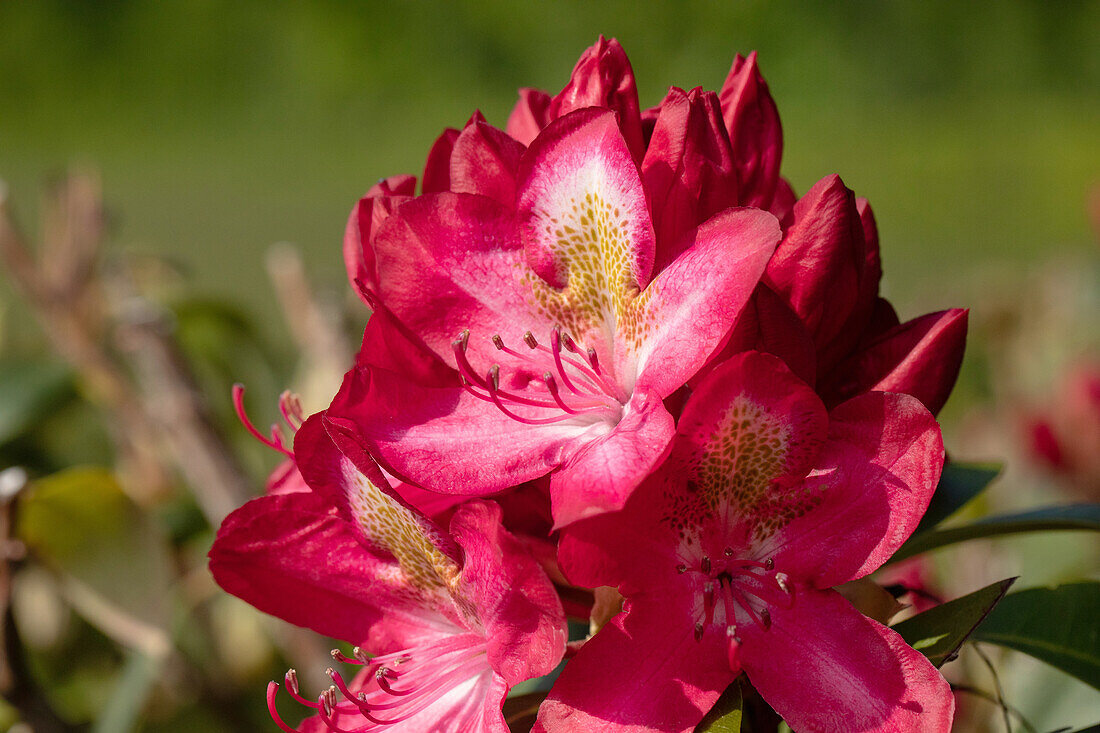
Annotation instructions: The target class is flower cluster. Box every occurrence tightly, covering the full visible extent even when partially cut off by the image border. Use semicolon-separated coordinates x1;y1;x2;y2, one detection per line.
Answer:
210;37;967;732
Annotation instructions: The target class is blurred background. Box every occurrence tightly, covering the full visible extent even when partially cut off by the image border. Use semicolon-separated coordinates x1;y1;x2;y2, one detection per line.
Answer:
0;2;1097;731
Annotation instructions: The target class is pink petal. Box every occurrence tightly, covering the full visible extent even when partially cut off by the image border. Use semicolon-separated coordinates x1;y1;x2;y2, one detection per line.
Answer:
533;592;736;733
506;87;552;146
330;365;586;496
630;208;781;398
763;391;944;588
209;492;444;651
548;389;675;528
422;126;460;193
718;51;783;210
264;458;309;495
449;501;566;684
368;191;536;366
549;36;645;163
517;107;655;295
822;309;969;415
739;588;953;733
693;282;817;389
641;86;738;270
768;177;797;223
449;117;526;206
343;189;412;306
356;306;458;389
764;175;871;371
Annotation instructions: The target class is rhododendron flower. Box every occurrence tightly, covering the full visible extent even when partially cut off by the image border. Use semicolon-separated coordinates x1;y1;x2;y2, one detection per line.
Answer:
541;351;953;732
209;415;566;732
332;105;780;528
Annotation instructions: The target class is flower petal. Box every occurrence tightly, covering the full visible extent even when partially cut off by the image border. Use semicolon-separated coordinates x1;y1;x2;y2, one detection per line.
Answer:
450;117;526;206
641;86;738;270
295;413;463;596
533;591;736;733
718;51;783;210
629;207;781;397
506;87;552;146
764;174;876;371
549;36;645;163
822;309;969;415
762;391;944;588
449;501;566;685
343;187;413;305
739;588;953;733
422;126;460;194
548;388;675;528
517;107;655;307
368;191;536;366
331;365;587;496
208;492;446;650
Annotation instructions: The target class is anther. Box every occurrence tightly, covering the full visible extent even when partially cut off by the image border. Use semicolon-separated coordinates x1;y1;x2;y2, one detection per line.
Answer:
701;556;712;574
454;329;470;351
586;347;601;373
724;547;734;557
488;365;501;390
759;608;772;630
694;622;704;641
285;669;300;693
726;624;741;644
523;331;538;348
561;332;579;353
491;334;505;350
775;572;791;594
764;558;775;571
676;563;688;574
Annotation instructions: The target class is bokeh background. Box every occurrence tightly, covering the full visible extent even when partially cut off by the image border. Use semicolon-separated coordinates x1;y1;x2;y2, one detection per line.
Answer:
1;2;1098;731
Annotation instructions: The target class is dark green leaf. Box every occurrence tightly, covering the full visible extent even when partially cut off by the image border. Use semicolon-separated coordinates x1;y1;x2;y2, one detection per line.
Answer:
972;582;1100;691
915;462;1001;532
0;360;74;445
891;504;1100;563
696;679;742;732
892;578;1016;666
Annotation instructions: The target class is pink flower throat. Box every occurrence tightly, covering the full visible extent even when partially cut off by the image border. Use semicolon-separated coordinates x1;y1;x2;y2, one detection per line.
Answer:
267;634;488;732
452;326;625;426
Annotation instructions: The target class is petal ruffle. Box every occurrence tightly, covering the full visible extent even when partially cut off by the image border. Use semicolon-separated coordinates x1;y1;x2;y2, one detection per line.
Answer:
763;391;944;588
533;591;736;733
739;588;953;733
449;117;526;206
449;501;566;685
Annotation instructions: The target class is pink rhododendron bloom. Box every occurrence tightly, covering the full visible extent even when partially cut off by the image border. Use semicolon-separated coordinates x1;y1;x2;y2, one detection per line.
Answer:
209;415;566;732
1023;360;1100;498
541;351;953;732
333;104;780;528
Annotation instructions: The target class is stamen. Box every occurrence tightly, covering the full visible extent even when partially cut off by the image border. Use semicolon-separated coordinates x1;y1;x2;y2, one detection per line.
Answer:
759;608;772;630
544;373;582;414
724;547;734;557
232;384;294;458
764;558;775;571
550;327;581;395
676;563;688;574
523;331;539;348
694;622;704;641
701;556;712;574
267;682;302;733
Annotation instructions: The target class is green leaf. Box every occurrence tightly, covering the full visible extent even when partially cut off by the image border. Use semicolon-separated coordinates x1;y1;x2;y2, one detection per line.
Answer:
696;679;742;732
972;582;1100;691
891;578;1016;666
890;504;1100;563
915;462;1001;532
0;360;74;445
16;467;175;632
